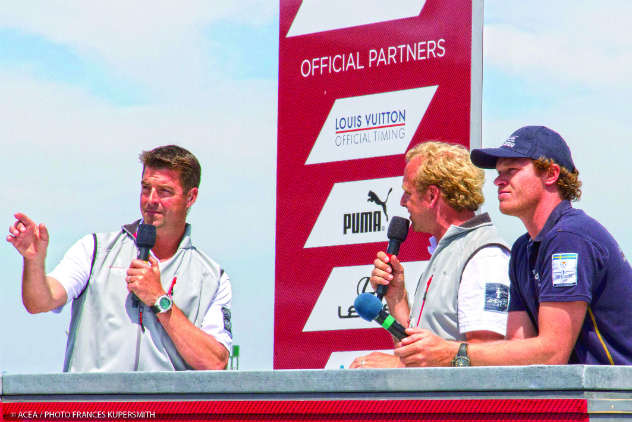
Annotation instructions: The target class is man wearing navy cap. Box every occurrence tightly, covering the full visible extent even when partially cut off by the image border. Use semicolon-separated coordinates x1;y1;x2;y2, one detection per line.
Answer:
393;126;632;366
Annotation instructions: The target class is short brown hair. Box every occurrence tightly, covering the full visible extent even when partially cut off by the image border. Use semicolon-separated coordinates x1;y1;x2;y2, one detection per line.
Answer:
406;141;485;212
139;145;201;192
533;157;582;201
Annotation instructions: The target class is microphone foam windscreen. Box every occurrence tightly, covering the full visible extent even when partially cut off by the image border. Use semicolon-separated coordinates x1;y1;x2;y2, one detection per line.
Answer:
136;223;156;248
387;216;410;242
354;293;383;322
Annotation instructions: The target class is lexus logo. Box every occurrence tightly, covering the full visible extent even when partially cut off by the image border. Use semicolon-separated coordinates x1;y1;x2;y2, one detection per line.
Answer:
356;276;374;296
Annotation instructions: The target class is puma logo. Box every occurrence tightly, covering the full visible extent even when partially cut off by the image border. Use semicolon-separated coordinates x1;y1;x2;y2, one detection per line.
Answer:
367;188;392;221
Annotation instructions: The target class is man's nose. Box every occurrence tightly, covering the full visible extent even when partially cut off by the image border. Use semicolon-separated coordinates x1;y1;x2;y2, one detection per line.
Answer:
148;188;159;202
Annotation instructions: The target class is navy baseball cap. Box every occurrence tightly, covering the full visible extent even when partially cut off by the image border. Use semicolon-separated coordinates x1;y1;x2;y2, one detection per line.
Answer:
470;126;575;172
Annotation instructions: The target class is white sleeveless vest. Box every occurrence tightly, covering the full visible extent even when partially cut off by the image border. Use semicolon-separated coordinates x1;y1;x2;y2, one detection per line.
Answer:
63;221;223;372
409;213;509;340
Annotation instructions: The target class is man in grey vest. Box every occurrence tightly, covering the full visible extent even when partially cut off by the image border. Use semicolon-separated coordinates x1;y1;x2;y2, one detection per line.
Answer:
351;141;509;368
8;145;232;371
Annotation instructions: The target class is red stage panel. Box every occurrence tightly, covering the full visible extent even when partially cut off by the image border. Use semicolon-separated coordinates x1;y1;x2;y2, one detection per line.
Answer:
3;399;588;421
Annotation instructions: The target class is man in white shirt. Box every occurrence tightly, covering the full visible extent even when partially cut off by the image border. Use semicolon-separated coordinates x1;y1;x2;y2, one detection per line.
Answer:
351;141;509;368
8;145;232;371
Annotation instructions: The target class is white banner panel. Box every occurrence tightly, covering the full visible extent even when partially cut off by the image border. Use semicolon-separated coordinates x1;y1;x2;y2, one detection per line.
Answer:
303;261;428;332
306;86;438;165
304;177;406;248
287;0;428;37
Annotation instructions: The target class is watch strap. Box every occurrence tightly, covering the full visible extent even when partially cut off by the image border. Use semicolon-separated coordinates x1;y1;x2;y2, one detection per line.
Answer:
458;343;468;357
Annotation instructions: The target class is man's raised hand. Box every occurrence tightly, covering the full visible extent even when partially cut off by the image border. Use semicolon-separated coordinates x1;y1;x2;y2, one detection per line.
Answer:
7;213;49;261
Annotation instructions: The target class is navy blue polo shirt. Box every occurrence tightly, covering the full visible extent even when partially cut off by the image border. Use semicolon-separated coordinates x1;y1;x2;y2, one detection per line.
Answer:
509;201;632;364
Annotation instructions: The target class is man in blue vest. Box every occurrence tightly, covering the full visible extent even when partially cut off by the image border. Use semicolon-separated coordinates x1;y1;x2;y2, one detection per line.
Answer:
8;145;232;371
395;126;632;366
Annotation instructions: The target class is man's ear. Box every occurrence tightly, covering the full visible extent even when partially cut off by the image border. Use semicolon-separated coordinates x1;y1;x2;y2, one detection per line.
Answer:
426;185;440;206
186;187;199;209
543;163;561;187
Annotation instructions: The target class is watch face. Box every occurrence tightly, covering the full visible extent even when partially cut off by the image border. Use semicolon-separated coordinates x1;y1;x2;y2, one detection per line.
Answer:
159;296;172;309
453;356;471;367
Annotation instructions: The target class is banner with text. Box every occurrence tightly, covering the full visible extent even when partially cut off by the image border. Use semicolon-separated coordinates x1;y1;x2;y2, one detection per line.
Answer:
276;0;483;368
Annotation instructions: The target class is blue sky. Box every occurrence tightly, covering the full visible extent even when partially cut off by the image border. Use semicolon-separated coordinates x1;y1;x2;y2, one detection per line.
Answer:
1;1;630;373
0;28;146;105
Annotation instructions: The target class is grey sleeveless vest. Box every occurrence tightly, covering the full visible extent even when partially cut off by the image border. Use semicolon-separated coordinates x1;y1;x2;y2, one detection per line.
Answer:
63;221;223;372
409;213;509;340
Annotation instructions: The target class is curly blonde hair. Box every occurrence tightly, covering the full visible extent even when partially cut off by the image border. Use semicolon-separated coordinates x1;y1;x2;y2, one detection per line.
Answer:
405;141;485;211
533;157;582;201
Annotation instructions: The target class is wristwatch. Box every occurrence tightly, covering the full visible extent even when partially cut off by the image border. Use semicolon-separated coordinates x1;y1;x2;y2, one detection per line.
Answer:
151;294;173;314
451;343;470;367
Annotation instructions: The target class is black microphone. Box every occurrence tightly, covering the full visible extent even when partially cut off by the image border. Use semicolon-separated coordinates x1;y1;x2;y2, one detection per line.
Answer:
375;216;410;300
133;223;156;307
136;223;156;261
354;293;407;340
